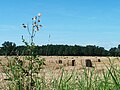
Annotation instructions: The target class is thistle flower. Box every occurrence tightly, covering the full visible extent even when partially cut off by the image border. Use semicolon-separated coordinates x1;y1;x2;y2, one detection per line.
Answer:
39;25;43;28
34;26;39;31
33;22;37;27
38;19;40;22
22;23;27;28
33;16;37;20
22;13;43;38
38;13;42;17
34;22;37;24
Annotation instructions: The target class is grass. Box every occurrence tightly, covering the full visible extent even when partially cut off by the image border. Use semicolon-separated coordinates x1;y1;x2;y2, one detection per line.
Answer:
1;57;120;90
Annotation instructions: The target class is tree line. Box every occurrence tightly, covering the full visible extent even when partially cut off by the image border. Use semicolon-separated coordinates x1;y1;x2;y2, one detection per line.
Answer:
0;41;120;56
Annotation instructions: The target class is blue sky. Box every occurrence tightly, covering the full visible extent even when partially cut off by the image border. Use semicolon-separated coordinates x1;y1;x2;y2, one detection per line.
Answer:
0;0;120;50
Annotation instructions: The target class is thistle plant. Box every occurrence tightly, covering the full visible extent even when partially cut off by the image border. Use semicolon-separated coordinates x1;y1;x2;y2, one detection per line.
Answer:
0;13;45;90
22;13;42;46
21;13;45;90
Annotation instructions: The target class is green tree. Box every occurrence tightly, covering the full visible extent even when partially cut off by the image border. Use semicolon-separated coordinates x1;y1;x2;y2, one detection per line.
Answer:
2;41;16;55
109;47;117;56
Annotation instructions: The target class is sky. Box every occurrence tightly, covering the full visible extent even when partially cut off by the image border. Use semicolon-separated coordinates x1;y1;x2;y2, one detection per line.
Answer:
0;0;120;50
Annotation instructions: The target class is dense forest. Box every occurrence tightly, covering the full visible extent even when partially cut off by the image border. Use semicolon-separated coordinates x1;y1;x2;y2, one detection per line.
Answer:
0;41;120;56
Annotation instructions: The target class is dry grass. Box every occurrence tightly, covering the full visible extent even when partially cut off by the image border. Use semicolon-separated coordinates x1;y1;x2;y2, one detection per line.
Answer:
0;56;120;89
0;56;120;73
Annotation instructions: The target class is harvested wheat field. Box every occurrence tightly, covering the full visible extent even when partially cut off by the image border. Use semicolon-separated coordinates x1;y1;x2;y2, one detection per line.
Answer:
0;56;120;89
0;56;120;76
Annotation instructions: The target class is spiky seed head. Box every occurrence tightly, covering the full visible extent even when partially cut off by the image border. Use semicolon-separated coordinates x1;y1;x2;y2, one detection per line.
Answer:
22;24;27;28
33;16;37;20
38;13;42;17
39;25;43;28
38;19;40;22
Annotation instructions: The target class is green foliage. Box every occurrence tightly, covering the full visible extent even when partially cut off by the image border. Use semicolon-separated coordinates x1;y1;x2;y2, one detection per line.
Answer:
2;42;120;56
0;44;109;56
0;13;45;90
1;41;16;55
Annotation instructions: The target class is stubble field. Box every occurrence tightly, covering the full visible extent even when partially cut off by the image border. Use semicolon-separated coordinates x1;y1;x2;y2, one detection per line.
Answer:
0;56;120;89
